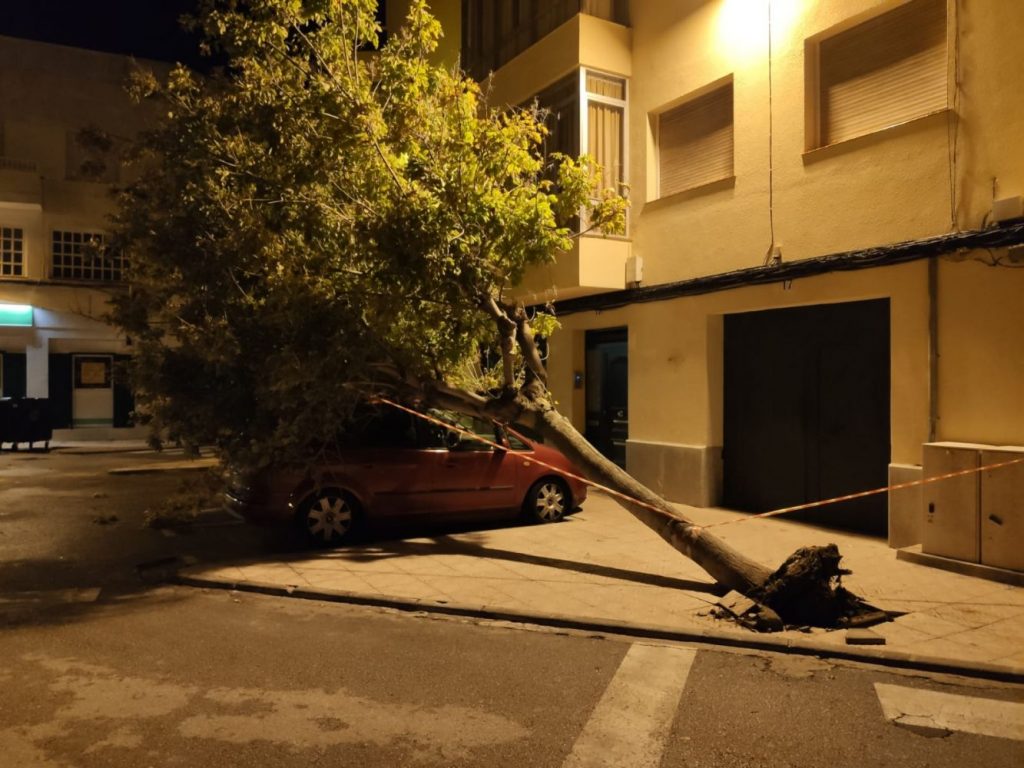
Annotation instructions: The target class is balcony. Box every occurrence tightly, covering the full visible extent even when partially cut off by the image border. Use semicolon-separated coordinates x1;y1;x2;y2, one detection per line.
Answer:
512;234;631;303
462;0;630;84
0;157;42;210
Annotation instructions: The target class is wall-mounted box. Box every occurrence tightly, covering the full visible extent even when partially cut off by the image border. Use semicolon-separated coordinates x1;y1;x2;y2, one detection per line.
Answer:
922;442;1024;573
991;195;1024;224
980;448;1024;572
922;443;980;563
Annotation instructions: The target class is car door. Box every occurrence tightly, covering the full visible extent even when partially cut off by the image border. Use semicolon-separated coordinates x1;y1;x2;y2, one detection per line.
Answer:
328;406;438;517
417;413;519;514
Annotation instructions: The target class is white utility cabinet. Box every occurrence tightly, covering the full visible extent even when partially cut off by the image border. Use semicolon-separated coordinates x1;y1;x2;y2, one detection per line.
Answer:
922;442;1024;572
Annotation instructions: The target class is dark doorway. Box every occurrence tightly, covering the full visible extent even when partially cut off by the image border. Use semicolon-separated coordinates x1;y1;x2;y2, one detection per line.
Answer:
1;352;27;398
723;299;890;534
585;328;628;468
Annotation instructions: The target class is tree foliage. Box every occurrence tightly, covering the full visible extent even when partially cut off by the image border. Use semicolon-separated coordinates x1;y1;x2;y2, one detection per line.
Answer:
114;0;625;467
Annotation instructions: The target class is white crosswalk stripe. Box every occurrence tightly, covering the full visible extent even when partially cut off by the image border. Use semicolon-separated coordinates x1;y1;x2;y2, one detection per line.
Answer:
875;683;1024;741
562;643;697;768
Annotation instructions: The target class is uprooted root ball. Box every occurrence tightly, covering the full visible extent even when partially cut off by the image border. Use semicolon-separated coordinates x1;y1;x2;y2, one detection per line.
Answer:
751;543;884;629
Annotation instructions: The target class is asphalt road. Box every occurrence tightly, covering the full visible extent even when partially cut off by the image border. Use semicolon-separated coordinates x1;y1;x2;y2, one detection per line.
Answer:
1;447;1022;767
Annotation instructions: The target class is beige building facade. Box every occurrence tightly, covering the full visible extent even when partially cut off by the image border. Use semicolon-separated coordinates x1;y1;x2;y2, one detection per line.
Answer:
0;36;159;433
450;0;1024;546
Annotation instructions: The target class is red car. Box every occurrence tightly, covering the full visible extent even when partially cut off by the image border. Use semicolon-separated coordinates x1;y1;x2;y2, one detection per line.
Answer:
226;406;588;545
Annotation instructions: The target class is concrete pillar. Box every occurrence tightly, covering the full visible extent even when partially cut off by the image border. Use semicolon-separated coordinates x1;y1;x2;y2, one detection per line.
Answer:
25;333;48;398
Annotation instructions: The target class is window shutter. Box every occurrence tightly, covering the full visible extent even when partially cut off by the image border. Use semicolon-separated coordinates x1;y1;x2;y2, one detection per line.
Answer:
658;82;733;197
819;0;947;146
586;71;625;100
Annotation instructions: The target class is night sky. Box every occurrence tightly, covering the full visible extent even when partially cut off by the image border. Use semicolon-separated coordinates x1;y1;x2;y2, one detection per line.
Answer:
0;0;205;66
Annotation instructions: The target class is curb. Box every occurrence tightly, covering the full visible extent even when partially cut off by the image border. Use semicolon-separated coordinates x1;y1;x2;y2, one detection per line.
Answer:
177;571;1024;685
109;458;220;475
896;546;1024;587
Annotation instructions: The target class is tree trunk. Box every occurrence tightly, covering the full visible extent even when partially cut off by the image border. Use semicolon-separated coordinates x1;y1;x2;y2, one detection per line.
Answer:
524;405;773;594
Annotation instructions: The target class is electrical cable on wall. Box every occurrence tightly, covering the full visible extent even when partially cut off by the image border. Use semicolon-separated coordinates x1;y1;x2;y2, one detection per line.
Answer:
947;0;962;232
762;0;777;266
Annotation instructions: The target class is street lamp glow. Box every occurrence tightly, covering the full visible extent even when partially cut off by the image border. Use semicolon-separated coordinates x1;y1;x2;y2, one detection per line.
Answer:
717;0;802;62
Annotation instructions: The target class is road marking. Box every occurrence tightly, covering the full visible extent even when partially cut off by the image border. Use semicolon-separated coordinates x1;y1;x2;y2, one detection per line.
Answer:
563;643;696;768
0;588;101;606
875;683;1024;740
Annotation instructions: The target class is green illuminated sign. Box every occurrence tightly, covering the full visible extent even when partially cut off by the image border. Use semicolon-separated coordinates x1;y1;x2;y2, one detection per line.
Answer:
0;304;33;326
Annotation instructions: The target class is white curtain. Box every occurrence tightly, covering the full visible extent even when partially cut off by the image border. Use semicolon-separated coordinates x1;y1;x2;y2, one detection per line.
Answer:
588;100;623;194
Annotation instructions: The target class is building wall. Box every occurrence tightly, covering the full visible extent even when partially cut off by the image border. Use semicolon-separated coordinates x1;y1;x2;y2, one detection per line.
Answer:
0;36;162;430
390;0;462;66
628;0;1024;282
474;1;1024;541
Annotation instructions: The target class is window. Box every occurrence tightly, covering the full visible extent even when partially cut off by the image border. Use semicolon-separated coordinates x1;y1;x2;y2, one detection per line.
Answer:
505;431;530;451
585;71;626;197
534;73;580;160
530;69;627;203
1;226;24;277
51;230;126;282
656;81;733;198
814;0;947;147
434;410;498;452
527;69;628;230
74;356;112;389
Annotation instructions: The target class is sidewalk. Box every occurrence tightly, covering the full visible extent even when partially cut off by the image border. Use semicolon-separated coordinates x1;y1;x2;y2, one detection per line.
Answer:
179;492;1024;679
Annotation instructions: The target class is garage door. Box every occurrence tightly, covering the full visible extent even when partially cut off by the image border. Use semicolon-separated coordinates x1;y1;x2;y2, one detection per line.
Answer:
723;299;890;534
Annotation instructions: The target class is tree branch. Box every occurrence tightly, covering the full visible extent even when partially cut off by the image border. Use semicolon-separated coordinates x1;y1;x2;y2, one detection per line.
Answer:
480;295;518;390
512;303;548;389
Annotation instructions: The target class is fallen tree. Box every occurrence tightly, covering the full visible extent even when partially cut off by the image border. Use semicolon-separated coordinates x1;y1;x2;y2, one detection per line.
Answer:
112;0;878;628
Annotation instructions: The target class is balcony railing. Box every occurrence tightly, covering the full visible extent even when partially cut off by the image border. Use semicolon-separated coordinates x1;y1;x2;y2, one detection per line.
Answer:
462;0;629;81
0;157;38;173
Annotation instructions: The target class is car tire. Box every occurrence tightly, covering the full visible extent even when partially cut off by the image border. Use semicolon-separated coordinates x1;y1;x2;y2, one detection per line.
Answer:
300;489;358;547
524;478;570;524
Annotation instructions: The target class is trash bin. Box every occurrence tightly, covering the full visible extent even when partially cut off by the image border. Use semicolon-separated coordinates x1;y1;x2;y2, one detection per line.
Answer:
0;398;13;449
0;397;51;451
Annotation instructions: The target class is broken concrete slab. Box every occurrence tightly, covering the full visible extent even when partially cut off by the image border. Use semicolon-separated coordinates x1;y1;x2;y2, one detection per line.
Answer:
846;628;886;645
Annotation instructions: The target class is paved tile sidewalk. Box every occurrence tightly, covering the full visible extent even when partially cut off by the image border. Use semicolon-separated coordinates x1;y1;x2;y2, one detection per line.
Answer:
181;492;1024;673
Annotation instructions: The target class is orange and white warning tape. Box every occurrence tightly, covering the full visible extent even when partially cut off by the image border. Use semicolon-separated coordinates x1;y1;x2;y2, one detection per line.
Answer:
701;455;1024;529
374;397;1023;531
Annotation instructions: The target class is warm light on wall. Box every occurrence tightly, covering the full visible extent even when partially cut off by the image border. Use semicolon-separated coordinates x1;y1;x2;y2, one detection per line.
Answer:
716;0;802;61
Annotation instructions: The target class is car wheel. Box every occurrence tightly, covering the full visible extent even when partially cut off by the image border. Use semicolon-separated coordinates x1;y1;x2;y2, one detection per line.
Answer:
525;478;569;523
301;490;357;546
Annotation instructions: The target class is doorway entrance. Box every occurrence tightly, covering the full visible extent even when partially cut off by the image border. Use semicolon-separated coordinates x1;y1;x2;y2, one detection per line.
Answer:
585;327;628;468
723;300;890;533
72;354;114;428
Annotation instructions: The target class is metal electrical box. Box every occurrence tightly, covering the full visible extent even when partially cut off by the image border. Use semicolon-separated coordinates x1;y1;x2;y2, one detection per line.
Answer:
922;442;1024;572
922;443;981;563
981;448;1024;571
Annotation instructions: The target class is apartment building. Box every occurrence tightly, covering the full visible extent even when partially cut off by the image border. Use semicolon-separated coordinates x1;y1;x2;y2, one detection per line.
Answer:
0;36;161;434
456;0;1024;544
